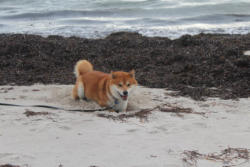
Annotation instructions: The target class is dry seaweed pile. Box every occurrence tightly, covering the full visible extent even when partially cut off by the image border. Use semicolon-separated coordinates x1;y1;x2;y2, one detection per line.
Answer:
1;32;250;100
182;147;250;167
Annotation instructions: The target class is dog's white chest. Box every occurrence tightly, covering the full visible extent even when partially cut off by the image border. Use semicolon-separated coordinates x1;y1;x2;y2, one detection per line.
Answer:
114;99;128;112
108;98;128;112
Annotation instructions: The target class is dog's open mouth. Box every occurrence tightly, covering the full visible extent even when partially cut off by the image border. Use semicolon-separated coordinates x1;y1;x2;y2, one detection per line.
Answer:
118;92;128;101
120;95;128;100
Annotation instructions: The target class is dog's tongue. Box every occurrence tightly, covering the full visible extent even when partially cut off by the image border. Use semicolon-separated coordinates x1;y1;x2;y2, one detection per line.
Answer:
122;95;128;100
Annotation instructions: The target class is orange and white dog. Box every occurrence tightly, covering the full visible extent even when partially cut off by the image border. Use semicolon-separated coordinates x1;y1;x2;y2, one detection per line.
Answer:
72;60;137;112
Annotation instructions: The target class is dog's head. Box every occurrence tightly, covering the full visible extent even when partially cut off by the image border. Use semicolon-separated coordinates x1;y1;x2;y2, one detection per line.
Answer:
110;70;137;101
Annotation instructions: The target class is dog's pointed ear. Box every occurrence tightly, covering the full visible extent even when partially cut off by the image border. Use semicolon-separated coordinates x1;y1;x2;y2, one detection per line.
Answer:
129;69;135;78
111;71;116;79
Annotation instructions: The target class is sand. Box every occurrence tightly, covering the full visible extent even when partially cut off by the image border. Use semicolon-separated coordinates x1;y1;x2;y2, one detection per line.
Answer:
0;85;250;167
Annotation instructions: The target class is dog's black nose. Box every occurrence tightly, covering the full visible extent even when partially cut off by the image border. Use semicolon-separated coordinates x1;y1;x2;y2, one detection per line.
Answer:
123;91;128;96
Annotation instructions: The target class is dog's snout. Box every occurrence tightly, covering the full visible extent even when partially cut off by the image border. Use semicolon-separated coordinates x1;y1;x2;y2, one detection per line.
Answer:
123;90;128;96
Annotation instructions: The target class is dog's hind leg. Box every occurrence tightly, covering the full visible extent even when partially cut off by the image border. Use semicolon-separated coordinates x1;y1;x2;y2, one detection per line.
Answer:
77;82;85;100
72;81;89;101
72;84;79;100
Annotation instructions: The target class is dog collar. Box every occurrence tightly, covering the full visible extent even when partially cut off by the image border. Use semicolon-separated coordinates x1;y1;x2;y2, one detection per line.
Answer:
114;98;119;105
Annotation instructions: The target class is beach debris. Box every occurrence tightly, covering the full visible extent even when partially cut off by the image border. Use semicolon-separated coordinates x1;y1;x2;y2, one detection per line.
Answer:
97;107;156;121
158;104;206;117
0;164;20;167
4;98;16;100
243;50;250;56
182;147;250;167
97;103;203;121
32;89;40;91
0;87;14;93
24;109;49;117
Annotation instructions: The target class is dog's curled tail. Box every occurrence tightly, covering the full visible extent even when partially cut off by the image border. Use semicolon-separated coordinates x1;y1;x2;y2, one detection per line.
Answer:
74;60;93;77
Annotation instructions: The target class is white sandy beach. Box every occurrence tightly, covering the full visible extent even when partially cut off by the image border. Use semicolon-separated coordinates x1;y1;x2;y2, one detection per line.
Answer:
0;85;250;167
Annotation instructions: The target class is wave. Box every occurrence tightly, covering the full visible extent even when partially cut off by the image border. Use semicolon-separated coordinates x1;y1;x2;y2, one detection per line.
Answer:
0;10;114;20
179;14;250;24
0;0;250;38
0;19;250;39
2;1;250;21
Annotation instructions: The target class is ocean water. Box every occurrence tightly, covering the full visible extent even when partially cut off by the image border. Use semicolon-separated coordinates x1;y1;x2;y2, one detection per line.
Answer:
0;0;250;39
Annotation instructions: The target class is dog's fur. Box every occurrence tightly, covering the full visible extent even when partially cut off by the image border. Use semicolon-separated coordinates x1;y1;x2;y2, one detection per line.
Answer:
72;60;137;112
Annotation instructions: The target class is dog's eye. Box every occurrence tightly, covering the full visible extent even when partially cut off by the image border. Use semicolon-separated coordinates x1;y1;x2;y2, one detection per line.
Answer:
127;83;130;87
118;83;122;87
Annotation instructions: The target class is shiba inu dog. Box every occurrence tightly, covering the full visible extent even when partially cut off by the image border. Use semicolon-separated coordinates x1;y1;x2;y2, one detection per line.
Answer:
72;60;137;112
